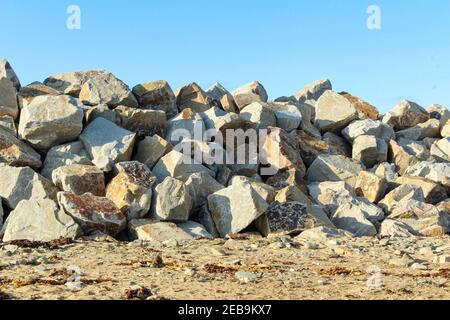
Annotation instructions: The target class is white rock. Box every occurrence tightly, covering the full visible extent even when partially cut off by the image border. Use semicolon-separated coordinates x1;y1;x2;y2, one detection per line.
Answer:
293;79;332;102
80;118;136;172
315;90;358;132
128;219;193;242
165;108;205;146
18;95;84;150
342;119;395;142
266;102;302;132
306;154;364;185
239;102;277;130
232;81;268;111
352;135;388;168
332;201;378;237
1;199;81;242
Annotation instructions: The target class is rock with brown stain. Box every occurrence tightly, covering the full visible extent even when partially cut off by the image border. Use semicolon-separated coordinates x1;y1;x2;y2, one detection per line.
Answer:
0;127;42;169
57;192;127;236
339;92;379;120
382;100;429;131
52;164;105;196
132;80;178;118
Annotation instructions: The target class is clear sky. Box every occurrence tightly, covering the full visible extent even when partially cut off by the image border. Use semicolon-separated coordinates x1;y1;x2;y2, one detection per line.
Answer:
1;0;449;113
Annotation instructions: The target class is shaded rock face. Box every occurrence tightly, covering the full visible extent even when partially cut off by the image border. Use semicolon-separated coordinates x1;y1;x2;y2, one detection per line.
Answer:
115;106;167;139
57;192;127;236
0;59;21;90
1;198;81;242
382;100;430;130
0;127;42;169
0;78;19;120
293;79;332;102
339;92;379;121
52;164;105;196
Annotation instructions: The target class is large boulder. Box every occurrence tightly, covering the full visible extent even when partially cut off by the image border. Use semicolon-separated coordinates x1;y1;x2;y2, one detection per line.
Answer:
200;107;250;133
18;95;84;150
78;71;138;108
397;138;430;161
207;179;269;237
0;127;42;169
232;81;268;111
115;105;167;138
152;150;215;183
261;127;306;177
382;100;429;130
331;201;378;237
0;165;58;209
290;130;330;166
314;90;358;132
44;70;104;96
41;141;92;179
151;177;193;222
239;102;277;130
106;162;156;221
352;135;388;168
430;137;450;162
323;132;352;157
52;164;105;196
1;198;81;242
339;92;379;121
132;80;178;118
185;172;224;211
395;176;447;205
342;119;395;142
0;59;20;90
404;161;450;186
134;135;172;169
57;192;127;236
378;184;425;214
0;115;17;136
175;82;212;113
206;83;238;113
0;77;19;119
80;118;136;172
354;171;386;203
379;219;418;238
255;201;333;237
306;154;364;185
293;79;332;102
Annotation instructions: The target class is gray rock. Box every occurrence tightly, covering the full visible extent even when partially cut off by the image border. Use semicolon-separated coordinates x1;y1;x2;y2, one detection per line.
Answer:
430;137;450;162
41;141;92;179
256;201;333;237
293;79;332;102
85;104;120;125
315;90;358;132
306;154;364;185
207;179;269;237
152;150;215;183
229;176;276;204
1;198;81;242
323;132;352;157
352;135;388;168
0;77;19;119
382;100;429;130
200;107;249;132
132;80;178;118
396;119;441;140
44;70;103;96
0;126;42;169
395;176;447;205
177;221;213;239
185;172;224;211
379;219;418;238
388;140;420;175
78;71;138;108
0;165;58;209
80;118;136;172
239;102;277;130
404;161;450;186
427;104;450;128
331;202;378;237
374;162;398;183
151;177;193;222
378;184;425;214
0;115;17;136
128;219;193;242
0;59;21;90
57;192;127;236
308;181;356;214
17;82;61;109
342;119;395;142
232;81;268;111
266;102;302;132
106;162;156;221
52;164;105;196
397;138;430;161
18;95;84;150
195;205;220;238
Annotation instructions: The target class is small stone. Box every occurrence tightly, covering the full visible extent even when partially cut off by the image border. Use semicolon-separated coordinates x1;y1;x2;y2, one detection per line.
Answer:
52;164;105;196
388;140;420;175
396;119;440;140
232;81;268;111
342;119;394;142
0;115;17;136
411;263;428;270
235;271;259;284
17;82;61;109
128;219;193;242
80;118;136;172
331;202;378;237
395;176;447;205
165;108;205;146
185;172;224;211
57;192;127;236
379;219;418;238
84;104;120;125
132;80;178;118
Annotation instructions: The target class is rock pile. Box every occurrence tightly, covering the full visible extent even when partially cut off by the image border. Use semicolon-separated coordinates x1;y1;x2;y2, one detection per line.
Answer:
0;59;449;243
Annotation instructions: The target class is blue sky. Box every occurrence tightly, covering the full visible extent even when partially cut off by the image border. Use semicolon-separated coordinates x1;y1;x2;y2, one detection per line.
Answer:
1;0;449;113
